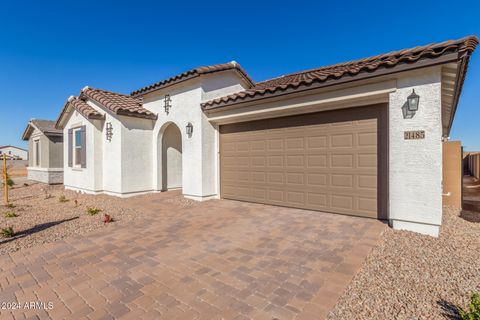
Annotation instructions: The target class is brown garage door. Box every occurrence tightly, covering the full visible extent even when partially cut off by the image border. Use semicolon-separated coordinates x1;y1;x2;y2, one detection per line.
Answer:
220;104;387;219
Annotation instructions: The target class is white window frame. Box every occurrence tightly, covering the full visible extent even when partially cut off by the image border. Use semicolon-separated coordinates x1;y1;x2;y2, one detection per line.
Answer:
34;139;40;167
73;127;82;168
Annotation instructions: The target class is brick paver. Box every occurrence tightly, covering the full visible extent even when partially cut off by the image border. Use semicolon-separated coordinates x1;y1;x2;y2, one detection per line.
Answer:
0;191;385;319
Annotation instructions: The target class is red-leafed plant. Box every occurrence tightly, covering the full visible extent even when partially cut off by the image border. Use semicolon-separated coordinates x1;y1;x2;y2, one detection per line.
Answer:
103;214;113;224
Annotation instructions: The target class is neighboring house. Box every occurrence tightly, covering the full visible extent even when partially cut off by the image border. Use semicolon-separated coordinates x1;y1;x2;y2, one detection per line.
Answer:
0;145;28;160
22;119;64;184
55;36;478;236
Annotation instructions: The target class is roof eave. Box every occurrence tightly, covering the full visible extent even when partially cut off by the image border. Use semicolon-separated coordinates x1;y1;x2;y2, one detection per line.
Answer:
116;109;158;120
445;50;475;136
21;124;33;141
203;52;460;112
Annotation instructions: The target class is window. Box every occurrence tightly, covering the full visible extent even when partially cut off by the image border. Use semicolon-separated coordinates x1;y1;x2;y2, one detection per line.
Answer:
34;140;40;167
74;128;82;167
8;151;11;155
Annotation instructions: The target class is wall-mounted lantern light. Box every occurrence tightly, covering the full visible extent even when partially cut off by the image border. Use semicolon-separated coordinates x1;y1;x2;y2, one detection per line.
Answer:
106;122;113;141
186;122;193;138
164;94;172;115
407;89;420;112
402;89;420;119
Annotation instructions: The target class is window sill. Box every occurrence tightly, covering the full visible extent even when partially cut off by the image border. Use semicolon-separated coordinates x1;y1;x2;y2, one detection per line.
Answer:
71;167;84;171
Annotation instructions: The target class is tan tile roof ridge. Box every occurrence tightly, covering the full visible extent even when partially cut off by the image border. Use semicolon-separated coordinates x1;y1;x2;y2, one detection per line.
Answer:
130;61;255;97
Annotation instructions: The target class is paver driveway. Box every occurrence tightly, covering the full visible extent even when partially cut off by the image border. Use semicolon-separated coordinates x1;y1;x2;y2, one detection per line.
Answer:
0;191;385;320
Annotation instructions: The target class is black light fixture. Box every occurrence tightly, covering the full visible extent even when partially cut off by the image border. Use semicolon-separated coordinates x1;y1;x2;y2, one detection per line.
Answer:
186;122;193;138
407;89;420;112
402;89;420;119
164;94;172;114
106;122;113;141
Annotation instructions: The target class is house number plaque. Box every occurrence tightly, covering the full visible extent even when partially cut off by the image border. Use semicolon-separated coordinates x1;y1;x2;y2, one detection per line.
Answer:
404;130;425;140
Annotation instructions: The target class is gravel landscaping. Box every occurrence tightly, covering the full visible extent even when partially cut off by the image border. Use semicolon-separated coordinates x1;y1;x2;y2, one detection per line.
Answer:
0;181;197;255
328;204;480;320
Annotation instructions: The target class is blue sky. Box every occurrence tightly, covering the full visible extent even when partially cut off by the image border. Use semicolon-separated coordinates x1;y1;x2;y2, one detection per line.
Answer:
1;0;479;149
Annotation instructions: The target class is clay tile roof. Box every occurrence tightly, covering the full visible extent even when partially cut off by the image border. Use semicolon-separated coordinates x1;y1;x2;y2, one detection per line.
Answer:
69;97;105;120
81;87;157;119
130;61;255;97
55;96;105;129
202;36;478;110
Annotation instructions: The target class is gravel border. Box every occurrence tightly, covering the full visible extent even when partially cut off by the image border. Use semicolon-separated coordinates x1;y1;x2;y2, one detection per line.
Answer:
328;206;480;319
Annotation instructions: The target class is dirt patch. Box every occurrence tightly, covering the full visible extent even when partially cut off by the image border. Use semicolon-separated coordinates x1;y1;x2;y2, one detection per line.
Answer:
1;160;27;177
328;205;480;320
0;182;196;255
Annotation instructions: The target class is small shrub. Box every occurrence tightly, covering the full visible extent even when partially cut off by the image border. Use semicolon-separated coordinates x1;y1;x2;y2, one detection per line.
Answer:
1;227;14;238
87;207;102;216
58;195;69;203
4;211;17;218
74;199;78;207
459;293;480;320
23;183;29;187
2;174;14;187
6;203;14;208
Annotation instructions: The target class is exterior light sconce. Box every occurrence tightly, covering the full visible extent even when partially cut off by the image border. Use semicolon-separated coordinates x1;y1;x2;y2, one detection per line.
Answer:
164;94;172;114
402;89;420;119
186;122;193;138
106;122;113;141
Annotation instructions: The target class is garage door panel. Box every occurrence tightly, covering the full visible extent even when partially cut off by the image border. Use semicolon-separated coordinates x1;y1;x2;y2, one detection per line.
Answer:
330;174;354;188
268;139;284;151
286;173;304;185
330;154;354;168
307;155;327;168
307;136;328;149
267;172;284;184
220;105;386;219
330;134;354;148
268;189;285;202
358;132;377;147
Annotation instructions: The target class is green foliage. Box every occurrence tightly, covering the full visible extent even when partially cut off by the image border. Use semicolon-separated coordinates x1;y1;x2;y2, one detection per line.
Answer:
58;195;69;203
86;207;102;216
459;293;480;320
1;227;14;238
3;211;17;218
6;203;14;208
2;173;13;187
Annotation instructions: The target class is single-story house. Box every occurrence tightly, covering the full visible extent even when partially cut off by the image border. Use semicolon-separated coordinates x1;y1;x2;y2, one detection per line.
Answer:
22;119;64;184
0;145;28;160
55;36;478;236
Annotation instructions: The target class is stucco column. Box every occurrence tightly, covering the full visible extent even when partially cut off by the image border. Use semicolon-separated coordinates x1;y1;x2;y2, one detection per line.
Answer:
388;68;443;237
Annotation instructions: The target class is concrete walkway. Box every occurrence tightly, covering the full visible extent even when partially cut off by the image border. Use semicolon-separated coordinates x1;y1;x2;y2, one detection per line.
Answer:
0;191;386;319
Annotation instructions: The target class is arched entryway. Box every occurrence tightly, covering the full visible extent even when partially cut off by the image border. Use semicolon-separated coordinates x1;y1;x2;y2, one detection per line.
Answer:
160;123;182;190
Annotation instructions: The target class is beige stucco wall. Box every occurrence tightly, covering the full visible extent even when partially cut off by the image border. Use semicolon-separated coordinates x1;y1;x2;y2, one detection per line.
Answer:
47;136;64;168
28;128;54;168
442;141;462;208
